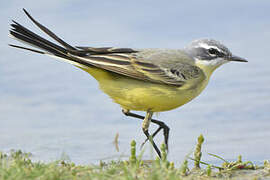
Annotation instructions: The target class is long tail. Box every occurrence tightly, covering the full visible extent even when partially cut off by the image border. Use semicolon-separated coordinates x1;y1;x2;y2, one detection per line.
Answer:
9;9;96;68
10;9;136;59
9;9;141;79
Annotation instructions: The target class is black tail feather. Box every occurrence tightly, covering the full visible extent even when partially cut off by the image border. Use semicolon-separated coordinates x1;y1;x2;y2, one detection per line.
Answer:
9;8;139;65
10;20;69;55
10;8;89;59
9;44;45;54
22;8;76;51
9;13;93;67
10;29;68;60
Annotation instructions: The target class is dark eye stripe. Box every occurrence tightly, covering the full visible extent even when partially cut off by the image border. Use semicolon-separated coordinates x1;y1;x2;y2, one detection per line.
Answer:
208;48;224;57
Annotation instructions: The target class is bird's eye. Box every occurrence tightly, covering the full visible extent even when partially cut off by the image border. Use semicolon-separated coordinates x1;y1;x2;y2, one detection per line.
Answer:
208;48;218;55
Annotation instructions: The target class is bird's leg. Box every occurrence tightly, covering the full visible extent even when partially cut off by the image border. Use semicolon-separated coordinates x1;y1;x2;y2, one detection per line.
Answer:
142;111;161;157
122;109;170;151
141;120;169;151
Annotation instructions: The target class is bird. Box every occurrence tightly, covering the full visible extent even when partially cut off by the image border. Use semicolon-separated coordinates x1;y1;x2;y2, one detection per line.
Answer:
9;9;247;158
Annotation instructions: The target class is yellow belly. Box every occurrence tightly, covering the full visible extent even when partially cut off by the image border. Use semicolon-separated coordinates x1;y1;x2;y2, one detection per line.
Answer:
80;66;209;112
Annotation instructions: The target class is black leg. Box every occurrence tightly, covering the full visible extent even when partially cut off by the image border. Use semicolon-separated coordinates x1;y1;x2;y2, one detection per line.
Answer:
143;127;161;158
122;109;170;151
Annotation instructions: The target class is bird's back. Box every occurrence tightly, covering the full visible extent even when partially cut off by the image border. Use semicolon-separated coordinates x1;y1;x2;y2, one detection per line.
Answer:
132;48;195;66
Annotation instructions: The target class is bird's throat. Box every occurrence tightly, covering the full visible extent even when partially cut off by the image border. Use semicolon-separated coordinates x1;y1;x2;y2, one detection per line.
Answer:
195;59;228;79
195;62;216;79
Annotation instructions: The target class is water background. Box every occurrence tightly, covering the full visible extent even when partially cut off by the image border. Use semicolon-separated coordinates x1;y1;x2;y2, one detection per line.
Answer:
1;1;269;166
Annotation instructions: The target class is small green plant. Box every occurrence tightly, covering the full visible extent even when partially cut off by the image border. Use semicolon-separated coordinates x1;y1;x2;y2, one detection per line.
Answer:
206;165;212;176
129;140;137;166
193;134;204;169
180;159;189;176
0;135;269;179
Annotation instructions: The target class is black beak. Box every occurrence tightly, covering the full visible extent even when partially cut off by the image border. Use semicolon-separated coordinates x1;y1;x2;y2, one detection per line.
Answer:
227;55;248;62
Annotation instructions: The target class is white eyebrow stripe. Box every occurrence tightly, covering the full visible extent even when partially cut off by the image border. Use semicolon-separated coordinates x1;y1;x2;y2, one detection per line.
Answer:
197;43;223;52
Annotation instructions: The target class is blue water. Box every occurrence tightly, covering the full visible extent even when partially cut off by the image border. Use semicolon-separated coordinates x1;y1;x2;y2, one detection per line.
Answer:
0;1;269;165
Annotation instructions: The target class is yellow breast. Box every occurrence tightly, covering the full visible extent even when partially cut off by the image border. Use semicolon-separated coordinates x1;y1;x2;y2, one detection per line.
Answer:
80;66;211;112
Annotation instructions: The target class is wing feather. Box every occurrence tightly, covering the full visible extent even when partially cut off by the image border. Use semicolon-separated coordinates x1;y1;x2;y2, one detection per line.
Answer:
70;52;203;87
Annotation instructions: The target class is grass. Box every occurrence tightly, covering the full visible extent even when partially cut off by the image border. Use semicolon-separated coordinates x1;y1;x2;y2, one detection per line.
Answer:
0;135;269;180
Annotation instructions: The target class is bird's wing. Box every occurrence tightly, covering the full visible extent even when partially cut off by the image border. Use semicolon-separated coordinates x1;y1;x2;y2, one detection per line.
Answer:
71;51;203;87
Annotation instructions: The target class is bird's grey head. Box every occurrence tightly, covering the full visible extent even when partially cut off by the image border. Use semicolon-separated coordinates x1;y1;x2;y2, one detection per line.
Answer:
185;39;247;68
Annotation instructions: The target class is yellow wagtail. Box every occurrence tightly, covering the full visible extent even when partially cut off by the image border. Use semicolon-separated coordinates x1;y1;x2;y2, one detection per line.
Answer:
9;9;247;158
